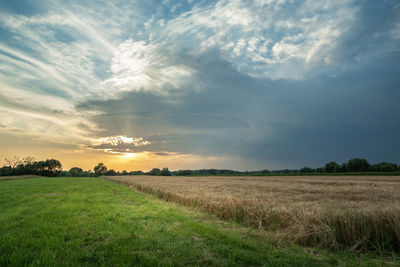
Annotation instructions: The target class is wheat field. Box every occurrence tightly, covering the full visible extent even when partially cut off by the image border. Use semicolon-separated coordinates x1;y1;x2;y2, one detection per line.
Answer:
106;175;400;252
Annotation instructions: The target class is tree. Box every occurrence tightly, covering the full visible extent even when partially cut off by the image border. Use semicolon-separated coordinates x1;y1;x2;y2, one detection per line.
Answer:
148;168;161;176
339;163;348;172
130;170;144;175
106;169;117;176
4;156;22;169
0;166;13;176
69;167;84;177
160;167;171;176
93;163;107;176
33;159;62;176
324;161;340;173
346;158;370;172
21;156;36;165
176;170;192;176
44;159;62;171
300;166;313;173
372;162;398;172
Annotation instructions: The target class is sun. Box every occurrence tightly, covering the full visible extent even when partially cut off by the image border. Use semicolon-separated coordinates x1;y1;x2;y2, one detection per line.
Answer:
121;153;136;159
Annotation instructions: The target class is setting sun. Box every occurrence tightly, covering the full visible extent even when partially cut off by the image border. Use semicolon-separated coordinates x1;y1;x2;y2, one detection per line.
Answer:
121;153;136;159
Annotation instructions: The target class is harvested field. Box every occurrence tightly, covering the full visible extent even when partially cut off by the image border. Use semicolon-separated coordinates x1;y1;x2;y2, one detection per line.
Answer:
107;175;400;252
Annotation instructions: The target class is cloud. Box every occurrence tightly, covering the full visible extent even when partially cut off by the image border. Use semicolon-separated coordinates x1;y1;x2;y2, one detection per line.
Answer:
156;0;361;79
83;135;155;156
92;136;150;147
100;39;195;96
0;1;132;143
0;105;100;144
84;47;400;168
0;0;399;169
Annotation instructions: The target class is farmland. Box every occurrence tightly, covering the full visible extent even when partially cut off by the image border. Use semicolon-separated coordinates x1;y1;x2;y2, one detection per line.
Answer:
1;177;398;266
107;175;400;252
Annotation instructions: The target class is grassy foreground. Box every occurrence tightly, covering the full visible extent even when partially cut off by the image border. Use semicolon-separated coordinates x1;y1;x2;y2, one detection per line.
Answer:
0;178;397;266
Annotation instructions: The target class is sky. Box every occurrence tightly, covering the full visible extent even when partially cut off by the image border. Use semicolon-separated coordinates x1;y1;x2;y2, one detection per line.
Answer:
0;0;399;171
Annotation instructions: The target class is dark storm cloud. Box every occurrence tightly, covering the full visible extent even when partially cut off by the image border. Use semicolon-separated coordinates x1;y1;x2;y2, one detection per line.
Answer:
83;44;400;168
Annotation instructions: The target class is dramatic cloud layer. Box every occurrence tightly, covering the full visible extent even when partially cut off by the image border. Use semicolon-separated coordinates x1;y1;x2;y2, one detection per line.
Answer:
0;0;399;170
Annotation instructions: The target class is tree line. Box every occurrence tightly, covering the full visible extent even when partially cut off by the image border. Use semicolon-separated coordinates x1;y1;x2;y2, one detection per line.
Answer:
0;156;399;177
300;158;399;173
0;156;63;177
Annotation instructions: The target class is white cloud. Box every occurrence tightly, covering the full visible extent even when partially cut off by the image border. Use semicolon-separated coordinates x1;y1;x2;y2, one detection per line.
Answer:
0;0;361;102
87;135;151;154
158;0;358;79
391;22;400;40
0;5;127;143
233;39;247;57
0;104;101;144
91;136;150;147
100;39;194;96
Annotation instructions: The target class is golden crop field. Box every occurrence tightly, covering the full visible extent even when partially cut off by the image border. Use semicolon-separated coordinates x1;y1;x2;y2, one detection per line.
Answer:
107;175;400;252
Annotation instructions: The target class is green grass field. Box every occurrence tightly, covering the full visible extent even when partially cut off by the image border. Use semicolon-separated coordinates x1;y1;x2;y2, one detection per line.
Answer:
0;177;397;266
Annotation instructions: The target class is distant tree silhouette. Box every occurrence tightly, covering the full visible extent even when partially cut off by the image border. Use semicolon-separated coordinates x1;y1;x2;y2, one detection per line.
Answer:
148;168;161;175
324;161;340;173
372;162;398;172
346;158;370;172
300;166;313;173
106;169;117;176
160;167;171;176
176;170;192;176
93;163;107;176
41;159;62;176
4;156;22;169
21;156;36;165
130;170;144;175
69;167;84;176
1;155;399;177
